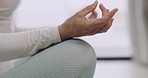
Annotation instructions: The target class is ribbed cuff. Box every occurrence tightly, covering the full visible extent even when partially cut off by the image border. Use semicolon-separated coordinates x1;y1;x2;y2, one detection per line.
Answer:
50;27;61;44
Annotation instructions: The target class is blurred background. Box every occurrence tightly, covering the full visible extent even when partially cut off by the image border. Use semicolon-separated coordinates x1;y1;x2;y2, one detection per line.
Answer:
0;0;148;78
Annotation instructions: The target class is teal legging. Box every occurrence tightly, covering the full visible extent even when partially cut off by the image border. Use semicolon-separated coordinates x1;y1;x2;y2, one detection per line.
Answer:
0;39;97;78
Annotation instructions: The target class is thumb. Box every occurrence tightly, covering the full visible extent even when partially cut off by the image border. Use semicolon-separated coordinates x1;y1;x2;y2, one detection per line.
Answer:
80;0;98;16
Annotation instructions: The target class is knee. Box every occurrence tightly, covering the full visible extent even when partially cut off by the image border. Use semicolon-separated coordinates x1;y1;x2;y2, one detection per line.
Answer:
59;39;97;78
60;39;97;62
61;38;97;60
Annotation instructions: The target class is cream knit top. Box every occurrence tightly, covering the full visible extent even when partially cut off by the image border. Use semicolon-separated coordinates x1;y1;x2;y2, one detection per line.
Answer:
0;0;61;62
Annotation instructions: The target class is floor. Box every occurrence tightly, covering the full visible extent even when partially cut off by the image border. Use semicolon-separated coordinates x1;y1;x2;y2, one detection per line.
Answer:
93;61;148;78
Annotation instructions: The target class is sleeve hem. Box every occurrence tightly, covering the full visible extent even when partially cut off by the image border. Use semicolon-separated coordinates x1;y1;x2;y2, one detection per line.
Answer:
50;27;62;44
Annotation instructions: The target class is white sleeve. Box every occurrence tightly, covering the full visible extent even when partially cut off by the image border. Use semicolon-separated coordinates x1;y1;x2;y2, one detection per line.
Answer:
0;27;61;62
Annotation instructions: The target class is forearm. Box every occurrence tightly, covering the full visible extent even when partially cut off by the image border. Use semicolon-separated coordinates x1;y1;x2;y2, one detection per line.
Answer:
0;27;61;62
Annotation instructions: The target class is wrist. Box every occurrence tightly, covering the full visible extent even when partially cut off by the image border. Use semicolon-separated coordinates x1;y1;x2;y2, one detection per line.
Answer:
58;24;73;41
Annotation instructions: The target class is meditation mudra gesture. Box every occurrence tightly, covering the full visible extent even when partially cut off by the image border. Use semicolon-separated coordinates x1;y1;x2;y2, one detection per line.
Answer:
0;0;118;78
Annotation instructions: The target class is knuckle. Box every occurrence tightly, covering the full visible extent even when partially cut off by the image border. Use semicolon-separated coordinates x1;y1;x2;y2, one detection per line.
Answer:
86;21;95;28
103;16;109;21
99;20;106;24
76;11;83;16
109;23;112;27
108;14;112;19
106;24;111;27
107;23;112;28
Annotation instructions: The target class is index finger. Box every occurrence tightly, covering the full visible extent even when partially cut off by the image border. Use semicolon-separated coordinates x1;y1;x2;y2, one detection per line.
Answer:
97;8;118;24
103;8;118;21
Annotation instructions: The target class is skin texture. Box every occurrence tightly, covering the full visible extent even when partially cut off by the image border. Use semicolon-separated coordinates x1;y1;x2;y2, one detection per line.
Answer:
58;0;118;40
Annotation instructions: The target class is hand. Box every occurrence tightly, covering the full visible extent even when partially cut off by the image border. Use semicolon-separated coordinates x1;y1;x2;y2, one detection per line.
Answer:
58;0;118;40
